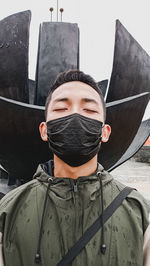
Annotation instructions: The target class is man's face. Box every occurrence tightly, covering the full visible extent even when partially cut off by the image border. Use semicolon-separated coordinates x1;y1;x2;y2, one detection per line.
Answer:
40;81;111;143
46;81;104;123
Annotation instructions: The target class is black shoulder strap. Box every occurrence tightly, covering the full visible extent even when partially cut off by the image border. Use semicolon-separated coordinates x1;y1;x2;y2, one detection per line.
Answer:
57;186;133;266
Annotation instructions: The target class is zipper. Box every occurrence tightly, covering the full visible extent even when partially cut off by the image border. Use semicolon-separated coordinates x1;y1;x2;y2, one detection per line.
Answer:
71;180;78;204
73;180;78;193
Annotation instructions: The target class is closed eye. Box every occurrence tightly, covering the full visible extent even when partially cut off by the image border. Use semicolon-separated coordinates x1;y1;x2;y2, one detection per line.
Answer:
53;108;68;111
84;109;98;113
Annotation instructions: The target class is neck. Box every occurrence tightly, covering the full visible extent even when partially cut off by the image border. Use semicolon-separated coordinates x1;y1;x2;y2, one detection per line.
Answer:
53;155;98;179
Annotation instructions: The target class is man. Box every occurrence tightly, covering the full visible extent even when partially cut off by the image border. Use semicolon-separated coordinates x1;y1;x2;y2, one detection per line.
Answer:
0;69;149;266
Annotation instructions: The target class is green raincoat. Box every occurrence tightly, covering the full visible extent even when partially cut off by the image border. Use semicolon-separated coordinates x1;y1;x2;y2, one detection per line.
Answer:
0;162;149;266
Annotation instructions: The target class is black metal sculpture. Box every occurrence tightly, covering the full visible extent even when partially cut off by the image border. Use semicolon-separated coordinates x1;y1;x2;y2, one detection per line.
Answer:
97;80;108;97
109;118;150;171
0;10;149;191
35;22;79;106
0;10;30;102
106;20;150;101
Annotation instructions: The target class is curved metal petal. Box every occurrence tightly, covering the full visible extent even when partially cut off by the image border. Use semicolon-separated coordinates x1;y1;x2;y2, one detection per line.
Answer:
97;80;108;97
0;96;50;178
108;118;150;172
0;92;149;180
99;92;150;170
35;22;80;105
106;20;150;102
0;10;31;102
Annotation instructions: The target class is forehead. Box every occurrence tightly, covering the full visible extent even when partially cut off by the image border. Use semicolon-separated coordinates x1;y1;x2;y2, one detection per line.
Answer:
50;81;101;102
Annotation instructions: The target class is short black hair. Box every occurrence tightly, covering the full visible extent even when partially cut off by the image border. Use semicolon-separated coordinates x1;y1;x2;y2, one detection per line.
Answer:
45;69;106;121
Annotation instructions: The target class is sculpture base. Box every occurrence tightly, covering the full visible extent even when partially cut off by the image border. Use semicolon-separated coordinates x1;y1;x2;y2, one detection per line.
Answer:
134;146;150;163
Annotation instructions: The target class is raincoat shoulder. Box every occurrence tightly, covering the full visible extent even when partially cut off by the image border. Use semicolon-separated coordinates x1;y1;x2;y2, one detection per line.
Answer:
0;179;39;232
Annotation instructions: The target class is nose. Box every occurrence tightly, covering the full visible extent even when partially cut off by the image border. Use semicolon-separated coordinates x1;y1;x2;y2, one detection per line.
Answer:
71;104;80;114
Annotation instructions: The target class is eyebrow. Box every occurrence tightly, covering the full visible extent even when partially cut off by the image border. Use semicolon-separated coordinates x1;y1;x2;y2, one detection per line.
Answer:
81;98;99;105
53;97;69;103
53;97;99;105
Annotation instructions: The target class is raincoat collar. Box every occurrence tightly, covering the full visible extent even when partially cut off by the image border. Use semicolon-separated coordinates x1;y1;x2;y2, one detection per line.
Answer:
33;160;113;186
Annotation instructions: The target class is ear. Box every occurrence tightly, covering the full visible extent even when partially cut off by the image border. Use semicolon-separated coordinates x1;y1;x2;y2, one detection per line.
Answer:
101;124;111;143
39;122;48;142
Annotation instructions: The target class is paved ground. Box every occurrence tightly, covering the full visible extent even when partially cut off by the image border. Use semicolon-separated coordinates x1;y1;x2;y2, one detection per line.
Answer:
111;159;150;201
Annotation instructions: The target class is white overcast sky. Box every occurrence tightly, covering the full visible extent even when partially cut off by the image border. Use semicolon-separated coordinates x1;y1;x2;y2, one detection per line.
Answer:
0;0;150;119
0;0;150;82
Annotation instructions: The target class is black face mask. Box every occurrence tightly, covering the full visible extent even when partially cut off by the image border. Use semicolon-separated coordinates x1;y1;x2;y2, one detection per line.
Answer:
46;113;103;167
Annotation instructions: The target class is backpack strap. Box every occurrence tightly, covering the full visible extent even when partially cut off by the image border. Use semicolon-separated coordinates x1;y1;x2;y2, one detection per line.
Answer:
57;186;133;266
